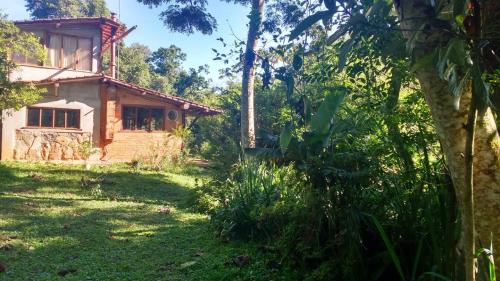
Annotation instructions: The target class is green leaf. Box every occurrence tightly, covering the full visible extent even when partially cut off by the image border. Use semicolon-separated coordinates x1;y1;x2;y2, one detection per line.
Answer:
472;65;490;112
337;38;355;71
451;68;470;98
289;10;333;41
411;237;424;281
280;123;293;153
447;38;467;67
418;272;453;281
310;89;345;135
406;23;427;55
326;14;367;45
453;0;467;19
363;213;406;281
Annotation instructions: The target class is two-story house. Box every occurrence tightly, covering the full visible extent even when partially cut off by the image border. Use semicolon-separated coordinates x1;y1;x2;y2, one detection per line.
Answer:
0;14;221;162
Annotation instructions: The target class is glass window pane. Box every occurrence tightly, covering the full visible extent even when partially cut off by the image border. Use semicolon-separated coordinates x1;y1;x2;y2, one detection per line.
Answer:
63;36;77;68
41;109;53;127
49;35;61;67
55;110;65;127
66;110;79;128
77;38;92;71
123;107;136;130
151;109;164;131
137;108;150;130
27;108;40;126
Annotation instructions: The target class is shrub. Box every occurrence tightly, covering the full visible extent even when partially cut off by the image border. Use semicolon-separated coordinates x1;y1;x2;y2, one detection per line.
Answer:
205;154;458;281
133;134;189;173
210;159;301;241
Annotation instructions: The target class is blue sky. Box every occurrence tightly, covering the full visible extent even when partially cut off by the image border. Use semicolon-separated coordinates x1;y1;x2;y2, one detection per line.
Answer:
0;0;251;85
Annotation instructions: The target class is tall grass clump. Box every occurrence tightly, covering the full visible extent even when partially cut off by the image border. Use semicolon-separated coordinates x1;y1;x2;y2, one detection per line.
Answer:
211;158;301;240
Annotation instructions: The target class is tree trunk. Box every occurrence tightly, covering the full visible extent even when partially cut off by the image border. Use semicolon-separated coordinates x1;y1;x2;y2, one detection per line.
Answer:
240;0;264;148
395;0;500;278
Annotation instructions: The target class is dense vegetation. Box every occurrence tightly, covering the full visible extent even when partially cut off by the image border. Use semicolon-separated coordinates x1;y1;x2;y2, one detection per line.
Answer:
1;0;498;280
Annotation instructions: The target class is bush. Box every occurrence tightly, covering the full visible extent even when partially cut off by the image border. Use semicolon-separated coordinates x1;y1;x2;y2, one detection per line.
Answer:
203;153;458;281
209;159;301;240
131;134;189;173
189;177;226;214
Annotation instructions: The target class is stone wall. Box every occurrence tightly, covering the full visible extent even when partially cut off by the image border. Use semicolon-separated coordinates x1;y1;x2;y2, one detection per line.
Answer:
1;81;101;161
14;129;92;161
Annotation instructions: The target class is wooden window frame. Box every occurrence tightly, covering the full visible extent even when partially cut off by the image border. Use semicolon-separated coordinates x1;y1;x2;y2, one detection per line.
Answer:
26;107;81;130
121;105;166;132
47;32;93;71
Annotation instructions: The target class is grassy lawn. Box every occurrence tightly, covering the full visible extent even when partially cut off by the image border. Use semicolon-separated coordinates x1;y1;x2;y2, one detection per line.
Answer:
0;162;279;281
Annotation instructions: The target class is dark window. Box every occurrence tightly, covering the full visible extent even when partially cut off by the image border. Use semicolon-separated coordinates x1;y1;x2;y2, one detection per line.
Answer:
123;107;137;130
55;110;65;127
26;107;80;129
66;111;79;128
137;108;150;130
41;109;53;127
122;106;165;131
27;108;40;127
151;109;164;131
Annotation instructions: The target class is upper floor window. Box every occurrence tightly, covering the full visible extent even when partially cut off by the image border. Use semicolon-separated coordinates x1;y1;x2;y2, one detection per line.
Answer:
49;33;92;71
27;107;80;129
11;31;44;66
11;31;93;71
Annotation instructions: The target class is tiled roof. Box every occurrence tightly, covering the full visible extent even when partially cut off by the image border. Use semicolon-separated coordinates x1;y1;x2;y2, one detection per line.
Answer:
14;17;127;52
102;76;223;116
14;16;123;28
28;74;223;116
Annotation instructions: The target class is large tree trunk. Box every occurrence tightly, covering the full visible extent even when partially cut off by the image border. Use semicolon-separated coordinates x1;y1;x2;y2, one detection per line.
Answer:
395;0;500;278
240;0;264;148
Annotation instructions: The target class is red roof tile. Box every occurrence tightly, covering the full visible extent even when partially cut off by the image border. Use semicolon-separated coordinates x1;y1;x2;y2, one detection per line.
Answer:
27;74;223;116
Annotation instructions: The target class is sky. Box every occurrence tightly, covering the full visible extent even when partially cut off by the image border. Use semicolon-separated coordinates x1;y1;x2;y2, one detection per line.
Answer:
0;0;251;85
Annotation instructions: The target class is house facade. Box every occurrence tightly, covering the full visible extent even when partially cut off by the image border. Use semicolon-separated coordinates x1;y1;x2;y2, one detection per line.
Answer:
0;15;221;162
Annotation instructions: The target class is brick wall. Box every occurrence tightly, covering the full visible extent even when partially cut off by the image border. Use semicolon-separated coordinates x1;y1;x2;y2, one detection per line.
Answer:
101;86;185;162
103;131;182;162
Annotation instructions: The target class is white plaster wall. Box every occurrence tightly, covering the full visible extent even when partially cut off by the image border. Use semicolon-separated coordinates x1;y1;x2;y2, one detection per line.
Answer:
1;81;101;160
10;66;97;82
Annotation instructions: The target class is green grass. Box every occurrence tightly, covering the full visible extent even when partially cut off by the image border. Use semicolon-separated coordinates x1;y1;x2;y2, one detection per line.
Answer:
0;162;281;281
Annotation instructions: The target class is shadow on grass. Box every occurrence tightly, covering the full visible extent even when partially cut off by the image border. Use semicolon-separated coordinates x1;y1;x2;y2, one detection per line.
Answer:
0;201;229;280
0;162;200;208
0;162;266;280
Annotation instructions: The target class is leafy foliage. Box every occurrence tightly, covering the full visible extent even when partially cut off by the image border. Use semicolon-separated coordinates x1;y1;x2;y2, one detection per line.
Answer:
116;43;153;88
136;0;217;34
0;15;46;111
149;45;186;78
24;0;109;18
